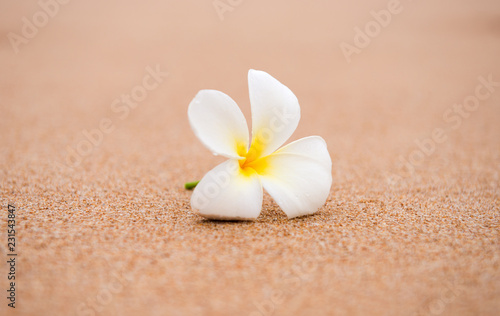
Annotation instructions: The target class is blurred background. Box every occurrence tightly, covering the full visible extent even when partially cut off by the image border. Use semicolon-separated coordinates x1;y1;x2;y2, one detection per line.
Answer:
1;0;499;179
1;0;499;315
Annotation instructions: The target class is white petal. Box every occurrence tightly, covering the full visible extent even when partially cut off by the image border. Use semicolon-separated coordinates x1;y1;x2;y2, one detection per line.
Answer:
248;70;300;158
191;159;263;220
188;90;249;159
258;136;332;218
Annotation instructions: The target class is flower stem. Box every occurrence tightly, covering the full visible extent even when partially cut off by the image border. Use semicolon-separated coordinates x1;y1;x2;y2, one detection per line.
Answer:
184;180;200;190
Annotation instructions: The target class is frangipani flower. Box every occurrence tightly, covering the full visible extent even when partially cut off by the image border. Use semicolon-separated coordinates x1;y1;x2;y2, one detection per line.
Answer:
188;70;332;220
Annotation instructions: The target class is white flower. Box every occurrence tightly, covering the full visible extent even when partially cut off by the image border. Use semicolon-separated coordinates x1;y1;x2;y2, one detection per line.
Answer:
188;69;332;220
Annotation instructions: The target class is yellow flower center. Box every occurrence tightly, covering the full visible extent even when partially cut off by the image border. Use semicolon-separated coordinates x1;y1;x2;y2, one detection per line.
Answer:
236;137;269;176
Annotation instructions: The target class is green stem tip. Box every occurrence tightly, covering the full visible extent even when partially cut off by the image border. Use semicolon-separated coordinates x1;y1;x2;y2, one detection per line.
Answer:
184;180;200;190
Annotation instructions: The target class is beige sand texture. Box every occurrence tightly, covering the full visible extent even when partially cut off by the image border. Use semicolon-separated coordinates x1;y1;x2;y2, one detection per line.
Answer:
1;0;500;315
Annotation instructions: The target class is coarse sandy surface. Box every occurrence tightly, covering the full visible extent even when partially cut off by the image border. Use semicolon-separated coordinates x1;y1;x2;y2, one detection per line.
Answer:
1;0;499;315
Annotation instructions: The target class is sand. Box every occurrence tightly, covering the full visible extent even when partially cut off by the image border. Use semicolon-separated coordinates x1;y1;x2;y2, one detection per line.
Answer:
1;0;499;315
